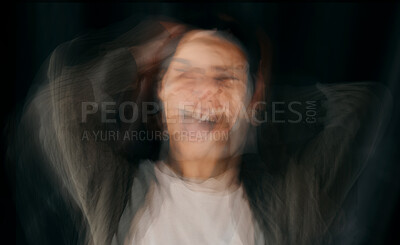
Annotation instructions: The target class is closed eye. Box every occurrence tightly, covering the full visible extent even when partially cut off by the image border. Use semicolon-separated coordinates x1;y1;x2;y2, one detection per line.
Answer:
177;71;197;80
214;76;239;82
174;68;188;72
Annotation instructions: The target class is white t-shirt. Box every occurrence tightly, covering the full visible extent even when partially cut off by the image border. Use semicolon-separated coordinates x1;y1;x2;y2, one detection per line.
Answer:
124;161;264;245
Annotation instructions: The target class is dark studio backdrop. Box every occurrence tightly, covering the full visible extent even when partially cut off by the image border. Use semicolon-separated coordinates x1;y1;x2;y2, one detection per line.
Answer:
5;2;400;244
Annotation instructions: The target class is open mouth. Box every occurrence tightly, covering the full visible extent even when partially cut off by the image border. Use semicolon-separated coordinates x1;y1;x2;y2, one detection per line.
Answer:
179;110;226;132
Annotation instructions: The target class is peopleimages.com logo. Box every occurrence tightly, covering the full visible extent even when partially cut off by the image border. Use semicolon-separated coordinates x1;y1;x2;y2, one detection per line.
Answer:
81;100;321;125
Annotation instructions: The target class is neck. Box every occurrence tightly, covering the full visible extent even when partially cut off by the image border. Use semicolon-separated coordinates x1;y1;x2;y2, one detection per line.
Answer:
166;152;240;180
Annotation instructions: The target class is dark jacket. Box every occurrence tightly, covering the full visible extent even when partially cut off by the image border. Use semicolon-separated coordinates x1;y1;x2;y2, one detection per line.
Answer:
11;22;390;245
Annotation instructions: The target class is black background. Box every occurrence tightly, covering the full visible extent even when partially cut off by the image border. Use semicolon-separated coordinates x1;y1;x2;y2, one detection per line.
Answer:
5;2;400;244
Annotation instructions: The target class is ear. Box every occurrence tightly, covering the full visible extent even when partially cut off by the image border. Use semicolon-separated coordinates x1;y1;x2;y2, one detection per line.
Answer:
157;70;166;101
247;29;271;126
249;62;267;109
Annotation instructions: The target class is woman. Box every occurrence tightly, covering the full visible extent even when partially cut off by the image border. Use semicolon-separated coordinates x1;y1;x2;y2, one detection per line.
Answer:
114;28;267;244
11;15;389;245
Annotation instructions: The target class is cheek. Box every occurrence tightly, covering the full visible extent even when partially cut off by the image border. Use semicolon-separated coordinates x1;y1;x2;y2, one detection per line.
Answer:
221;87;247;108
163;86;195;111
160;86;194;121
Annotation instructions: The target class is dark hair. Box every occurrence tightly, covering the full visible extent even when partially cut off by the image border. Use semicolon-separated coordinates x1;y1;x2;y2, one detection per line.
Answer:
11;14;274;245
108;14;272;164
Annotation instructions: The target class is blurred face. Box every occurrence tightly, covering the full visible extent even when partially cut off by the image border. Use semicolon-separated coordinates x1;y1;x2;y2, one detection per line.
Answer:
159;30;250;160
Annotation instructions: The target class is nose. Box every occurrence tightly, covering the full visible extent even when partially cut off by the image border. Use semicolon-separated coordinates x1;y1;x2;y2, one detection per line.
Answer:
192;75;223;100
191;76;223;112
